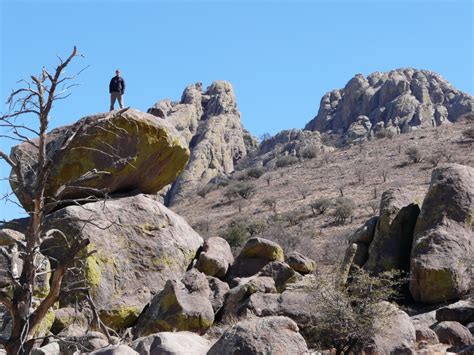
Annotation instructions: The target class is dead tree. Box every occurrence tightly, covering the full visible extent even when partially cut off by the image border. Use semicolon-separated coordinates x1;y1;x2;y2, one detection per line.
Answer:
0;46;94;354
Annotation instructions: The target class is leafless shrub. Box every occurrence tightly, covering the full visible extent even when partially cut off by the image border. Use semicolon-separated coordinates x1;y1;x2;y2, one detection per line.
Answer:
365;200;379;217
375;128;395;139
428;151;444;167
297;185;311;200
309;198;331;216
355;167;366;185
462;127;474;140
300;145;318;159
275;155;298;168
333;197;355;225
381;169;388;183
263;173;273;186
405;146;423;163
196;183;213;198
246;166;265;179
336;182;346;197
262;197;277;212
282;208;305;226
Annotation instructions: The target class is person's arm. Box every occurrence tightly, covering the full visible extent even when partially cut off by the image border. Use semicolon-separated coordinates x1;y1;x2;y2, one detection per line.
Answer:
109;78;113;93
121;78;126;95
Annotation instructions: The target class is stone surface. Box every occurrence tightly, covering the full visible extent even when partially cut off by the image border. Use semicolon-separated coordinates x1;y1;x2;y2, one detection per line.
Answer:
365;188;420;273
133;269;214;337
31;342;61;355
366;302;416;354
51;307;87;335
42;194;203;330
285;252;316;274
305;69;474;139
148;81;258;205
131;331;211;355
207;316;309;355
258;261;299;291
207;276;230;313
436;300;474;325
432;321;473;347
415;327;439;345
228;237;285;279
90;345;138;355
410;164;474;304
9;109;189;212
0;229;24;246
196;237;233;279
58;331;110;355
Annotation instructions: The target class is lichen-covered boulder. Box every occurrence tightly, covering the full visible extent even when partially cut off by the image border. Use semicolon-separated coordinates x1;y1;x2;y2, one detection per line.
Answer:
365;188;420;273
51;308;87;335
208;316;309;355
228;237;284;279
9;109;189;212
42;194;203;330
410;164;473;304
131;331;211;355
133;269;214;337
285;252;316;274
196;237;233;279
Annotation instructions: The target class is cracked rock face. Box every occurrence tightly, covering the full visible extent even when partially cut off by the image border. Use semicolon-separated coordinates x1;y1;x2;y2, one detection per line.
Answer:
148;81;258;205
305;68;474;139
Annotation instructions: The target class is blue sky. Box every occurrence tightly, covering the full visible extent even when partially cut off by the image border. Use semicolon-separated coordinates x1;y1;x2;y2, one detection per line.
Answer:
0;0;473;220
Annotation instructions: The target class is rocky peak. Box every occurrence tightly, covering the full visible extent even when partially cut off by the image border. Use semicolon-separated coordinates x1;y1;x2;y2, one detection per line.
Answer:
305;68;474;141
147;81;258;205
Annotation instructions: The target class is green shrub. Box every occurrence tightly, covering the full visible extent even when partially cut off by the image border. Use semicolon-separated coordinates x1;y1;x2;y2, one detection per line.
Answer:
333;197;355;225
220;219;249;248
246;166;265;179
275;155;298;168
309;198;331;216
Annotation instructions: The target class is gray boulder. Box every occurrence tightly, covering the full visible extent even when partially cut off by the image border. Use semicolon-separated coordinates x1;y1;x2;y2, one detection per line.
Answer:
9;109;189;212
415;327;439;345
42;194;203;330
285;252;316;274
305;69;474;140
207;276;230;313
258;261;299;291
365;188;419;273
432;321;473;347
133;269;214;337
410;164;473;304
90;345;138;355
131;331;210;355
196;237;233;279
207;316;309;355
436;300;474;325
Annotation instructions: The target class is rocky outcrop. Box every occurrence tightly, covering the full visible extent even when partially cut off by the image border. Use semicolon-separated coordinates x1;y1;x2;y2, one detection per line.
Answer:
207;316;309;355
196;237;233;279
42;194;203;330
148;81;258;205
365;188;419;273
305;69;474;140
410;164;473;304
131;331;211;355
9;109;189;212
133;269;214;337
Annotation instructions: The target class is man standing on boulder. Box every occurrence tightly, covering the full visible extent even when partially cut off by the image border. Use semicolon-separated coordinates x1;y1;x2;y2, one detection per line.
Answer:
109;69;125;111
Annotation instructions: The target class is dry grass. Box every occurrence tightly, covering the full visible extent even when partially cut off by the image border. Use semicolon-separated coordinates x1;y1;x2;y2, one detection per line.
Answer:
173;121;474;272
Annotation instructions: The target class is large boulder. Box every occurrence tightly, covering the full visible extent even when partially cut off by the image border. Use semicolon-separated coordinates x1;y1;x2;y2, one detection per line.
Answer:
90;345;138;355
410;164;473;304
228;237;284;279
365;188;420;273
207;316;309;355
207;276;230;313
305;69;474;139
432;321;473;348
42;194;203;330
285;252;316;274
9;109;189;212
196;237;233;279
133;269;214;337
131;331;211;355
436;300;474;325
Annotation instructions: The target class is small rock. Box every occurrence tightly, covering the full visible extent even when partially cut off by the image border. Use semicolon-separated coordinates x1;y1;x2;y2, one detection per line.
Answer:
131;331;211;355
196;237;233;279
285;252;316;274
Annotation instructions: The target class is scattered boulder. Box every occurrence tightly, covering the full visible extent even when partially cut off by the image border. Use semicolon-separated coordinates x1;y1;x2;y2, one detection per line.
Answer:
133;269;214;337
196;237;233;279
58;331;110;355
207;276;230;313
207;316;309;355
365;188;420;273
436;300;474;325
42;194;203;330
31;342;60;355
9;109;189;212
346;115;372;144
415;327;439;345
410;164;474;304
228;237;284;279
90;345;138;355
0;229;24;246
51;307;87;335
285;252;316;274
432;321;473;347
131;331;211;355
258;261;299;291
366;302;416;354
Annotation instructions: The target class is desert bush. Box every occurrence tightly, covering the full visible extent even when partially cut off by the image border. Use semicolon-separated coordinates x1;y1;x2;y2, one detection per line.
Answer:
226;181;256;201
305;267;405;353
405;146;423;163
262;197;277;212
336;182;346;197
282;208;306;226
192;219;210;237
375;128;395;139
300;145;319;159
333;197;355;225
309;198;331;216
263;173;273;186
246;219;268;236
196;183;213;198
366;199;379;217
355;167;366;184
462;127;474;140
275;155;298;168
297;185;311;200
428;151;444;167
381;169;388;183
246;166;265;179
220;219;250;248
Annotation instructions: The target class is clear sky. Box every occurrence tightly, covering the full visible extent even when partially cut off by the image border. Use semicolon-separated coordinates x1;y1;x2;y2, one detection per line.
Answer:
0;0;473;220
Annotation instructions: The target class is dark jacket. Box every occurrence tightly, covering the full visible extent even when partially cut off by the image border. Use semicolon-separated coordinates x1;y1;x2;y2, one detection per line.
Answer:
109;76;125;94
